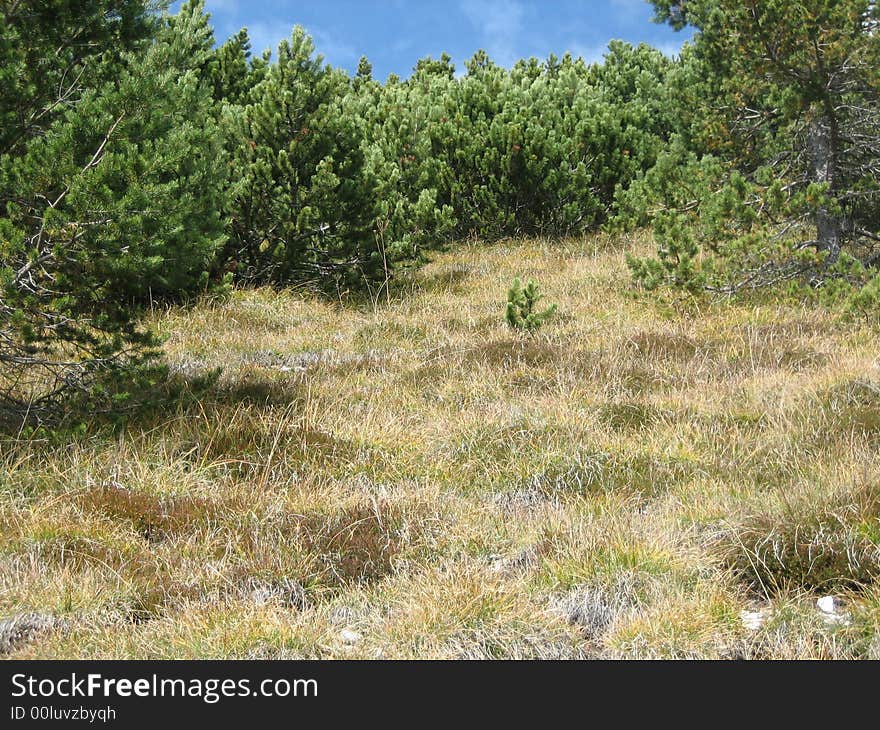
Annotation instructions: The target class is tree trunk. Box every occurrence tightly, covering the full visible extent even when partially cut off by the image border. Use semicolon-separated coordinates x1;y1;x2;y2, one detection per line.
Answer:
808;112;842;263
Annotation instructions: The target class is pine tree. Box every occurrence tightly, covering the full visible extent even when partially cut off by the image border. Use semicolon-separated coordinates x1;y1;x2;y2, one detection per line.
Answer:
223;27;383;290
0;1;157;158
633;0;880;294
210;28;254;105
505;278;557;331
0;0;227;418
356;55;373;82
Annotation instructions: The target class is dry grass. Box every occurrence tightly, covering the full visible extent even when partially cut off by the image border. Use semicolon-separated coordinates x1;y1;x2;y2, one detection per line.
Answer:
2;231;879;659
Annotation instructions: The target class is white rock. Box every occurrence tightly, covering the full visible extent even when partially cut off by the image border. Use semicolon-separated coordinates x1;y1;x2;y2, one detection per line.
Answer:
339;629;362;645
740;609;768;631
816;596;851;626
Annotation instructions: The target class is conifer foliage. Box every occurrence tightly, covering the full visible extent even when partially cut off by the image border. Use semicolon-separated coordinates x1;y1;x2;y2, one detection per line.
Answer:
0;1;226;415
627;0;880;296
505;278;557;331
222;28;380;290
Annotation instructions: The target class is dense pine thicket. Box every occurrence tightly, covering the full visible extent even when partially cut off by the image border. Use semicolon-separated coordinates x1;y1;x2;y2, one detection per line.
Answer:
210;31;678;290
1;0;878;416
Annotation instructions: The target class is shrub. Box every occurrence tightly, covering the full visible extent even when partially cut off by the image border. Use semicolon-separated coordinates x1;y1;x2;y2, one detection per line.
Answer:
222;27;398;291
0;1;227;420
505;278;557;331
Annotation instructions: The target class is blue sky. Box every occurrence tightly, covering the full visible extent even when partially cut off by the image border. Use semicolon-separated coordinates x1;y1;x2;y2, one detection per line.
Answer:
184;1;692;80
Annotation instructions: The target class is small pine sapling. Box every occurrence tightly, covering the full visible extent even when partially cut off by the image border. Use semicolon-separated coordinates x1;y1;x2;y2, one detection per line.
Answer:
846;274;880;323
626;211;705;294
505;278;557;331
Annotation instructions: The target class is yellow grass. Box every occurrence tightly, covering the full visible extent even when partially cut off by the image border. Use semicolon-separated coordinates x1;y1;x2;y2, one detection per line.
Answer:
2;232;879;659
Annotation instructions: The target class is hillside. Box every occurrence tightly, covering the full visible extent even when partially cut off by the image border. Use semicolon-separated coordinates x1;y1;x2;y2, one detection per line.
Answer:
2;234;879;659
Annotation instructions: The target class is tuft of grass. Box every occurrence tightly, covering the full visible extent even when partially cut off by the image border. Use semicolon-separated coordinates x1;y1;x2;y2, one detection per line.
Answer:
597;402;664;431
0;613;61;656
465;337;562;368
74;485;215;543
716;481;880;595
625;330;699;363
553;569;658;643
822;378;880;437
292;501;420;586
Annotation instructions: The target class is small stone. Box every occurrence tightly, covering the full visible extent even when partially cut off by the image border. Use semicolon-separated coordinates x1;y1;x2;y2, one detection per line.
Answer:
816;596;850;626
339;629;362;646
0;614;58;655
740;609;768;631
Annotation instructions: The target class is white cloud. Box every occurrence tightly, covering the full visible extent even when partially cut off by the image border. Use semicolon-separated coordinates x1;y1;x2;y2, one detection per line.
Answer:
244;20;291;57
459;0;526;67
310;27;360;65
653;39;686;58
563;41;611;66
241;20;359;67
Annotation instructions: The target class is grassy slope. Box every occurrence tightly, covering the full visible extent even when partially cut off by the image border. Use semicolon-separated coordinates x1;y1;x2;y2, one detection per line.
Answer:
2;233;880;659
